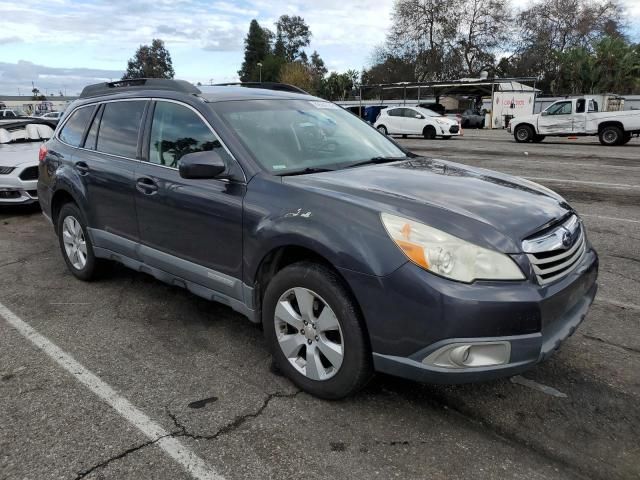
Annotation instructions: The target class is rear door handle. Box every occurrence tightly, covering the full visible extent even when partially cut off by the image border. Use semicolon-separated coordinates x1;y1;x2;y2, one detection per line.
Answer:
136;177;158;195
75;161;89;175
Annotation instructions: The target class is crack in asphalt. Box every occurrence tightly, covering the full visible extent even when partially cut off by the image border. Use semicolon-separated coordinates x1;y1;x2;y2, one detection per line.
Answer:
167;390;302;441
607;254;640;265
73;431;180;480
582;334;640;355
0;249;51;269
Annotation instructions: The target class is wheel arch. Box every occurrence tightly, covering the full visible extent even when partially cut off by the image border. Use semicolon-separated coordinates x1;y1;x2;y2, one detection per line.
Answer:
251;244;372;351
598;121;624;133
50;187;83;232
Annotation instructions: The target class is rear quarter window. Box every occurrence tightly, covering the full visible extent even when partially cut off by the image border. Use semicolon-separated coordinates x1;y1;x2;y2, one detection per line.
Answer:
58;106;95;147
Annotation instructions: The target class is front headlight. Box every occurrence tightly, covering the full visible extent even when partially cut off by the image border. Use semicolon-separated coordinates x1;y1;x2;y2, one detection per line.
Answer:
381;213;525;283
435;118;449;125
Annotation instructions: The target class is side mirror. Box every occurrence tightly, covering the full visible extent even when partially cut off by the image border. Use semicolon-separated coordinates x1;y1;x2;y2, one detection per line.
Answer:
178;150;227;179
415;113;423;119
541;111;549;117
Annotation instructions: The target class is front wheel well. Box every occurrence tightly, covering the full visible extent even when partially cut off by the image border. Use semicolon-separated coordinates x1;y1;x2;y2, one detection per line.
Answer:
253;245;363;315
254;246;333;306
514;122;534;132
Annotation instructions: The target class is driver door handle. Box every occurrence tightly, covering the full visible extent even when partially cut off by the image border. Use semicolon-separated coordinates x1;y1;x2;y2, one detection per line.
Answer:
136;177;158;195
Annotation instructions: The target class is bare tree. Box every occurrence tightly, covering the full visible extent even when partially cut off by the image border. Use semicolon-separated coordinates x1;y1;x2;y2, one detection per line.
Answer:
457;0;512;76
387;0;462;81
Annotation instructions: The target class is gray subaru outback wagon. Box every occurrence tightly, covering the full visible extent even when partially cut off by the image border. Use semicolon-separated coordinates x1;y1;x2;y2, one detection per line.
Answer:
38;79;598;399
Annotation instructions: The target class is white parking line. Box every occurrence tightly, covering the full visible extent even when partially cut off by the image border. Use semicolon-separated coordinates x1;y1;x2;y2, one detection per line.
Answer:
579;214;640;225
524;177;640;189
0;301;224;480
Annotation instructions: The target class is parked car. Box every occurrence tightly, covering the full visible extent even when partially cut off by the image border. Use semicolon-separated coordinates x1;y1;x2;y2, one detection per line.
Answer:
461;109;485;129
374;106;460;139
38;111;63;120
0;109;26;119
417;102;446;116
0;140;42;205
38;79;598;399
509;97;640;145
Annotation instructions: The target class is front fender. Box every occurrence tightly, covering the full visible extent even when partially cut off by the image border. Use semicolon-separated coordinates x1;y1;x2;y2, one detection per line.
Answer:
242;175;408;284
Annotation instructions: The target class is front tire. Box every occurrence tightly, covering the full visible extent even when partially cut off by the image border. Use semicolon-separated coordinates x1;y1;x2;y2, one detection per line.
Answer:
262;262;373;399
599;125;623;146
423;125;436;140
514;125;534;143
57;203;103;281
376;125;387;135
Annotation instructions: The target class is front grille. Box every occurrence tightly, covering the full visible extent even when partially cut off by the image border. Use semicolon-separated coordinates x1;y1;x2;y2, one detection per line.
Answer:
19;166;38;181
449;125;460;134
0;166;14;175
523;215;586;286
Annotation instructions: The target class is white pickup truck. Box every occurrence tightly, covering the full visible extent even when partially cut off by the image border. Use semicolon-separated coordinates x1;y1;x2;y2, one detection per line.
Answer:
508;97;640;146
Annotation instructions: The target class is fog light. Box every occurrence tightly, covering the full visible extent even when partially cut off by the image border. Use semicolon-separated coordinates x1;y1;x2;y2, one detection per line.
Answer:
423;341;511;369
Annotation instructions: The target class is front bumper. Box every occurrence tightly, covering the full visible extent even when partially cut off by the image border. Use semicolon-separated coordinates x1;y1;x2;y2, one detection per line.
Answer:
340;247;598;384
0;166;38;204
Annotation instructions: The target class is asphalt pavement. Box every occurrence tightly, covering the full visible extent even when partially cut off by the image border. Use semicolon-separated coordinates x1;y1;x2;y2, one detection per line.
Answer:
1;129;639;480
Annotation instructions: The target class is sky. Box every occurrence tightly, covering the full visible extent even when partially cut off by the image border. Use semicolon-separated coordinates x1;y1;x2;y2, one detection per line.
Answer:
0;0;639;96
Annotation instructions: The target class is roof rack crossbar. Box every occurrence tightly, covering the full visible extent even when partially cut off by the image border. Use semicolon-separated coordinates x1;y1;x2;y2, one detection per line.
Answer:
80;78;201;98
212;82;308;95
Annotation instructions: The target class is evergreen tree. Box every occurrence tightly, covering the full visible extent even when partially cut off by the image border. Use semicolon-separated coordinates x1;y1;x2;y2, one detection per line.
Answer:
238;20;271;82
123;39;174;79
274;15;311;62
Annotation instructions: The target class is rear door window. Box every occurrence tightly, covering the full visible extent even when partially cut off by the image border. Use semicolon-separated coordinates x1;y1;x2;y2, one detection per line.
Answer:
96;101;146;158
58;106;95;147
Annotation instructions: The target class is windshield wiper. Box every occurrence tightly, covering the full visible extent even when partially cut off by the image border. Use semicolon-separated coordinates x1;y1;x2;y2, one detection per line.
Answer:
276;167;335;176
344;156;407;169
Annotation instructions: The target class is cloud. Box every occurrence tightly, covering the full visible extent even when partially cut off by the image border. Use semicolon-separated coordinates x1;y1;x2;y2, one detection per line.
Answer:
0;60;123;96
0;36;22;45
0;0;637;93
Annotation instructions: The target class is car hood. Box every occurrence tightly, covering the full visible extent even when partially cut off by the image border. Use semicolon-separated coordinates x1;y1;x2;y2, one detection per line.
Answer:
285;157;573;253
0;142;40;167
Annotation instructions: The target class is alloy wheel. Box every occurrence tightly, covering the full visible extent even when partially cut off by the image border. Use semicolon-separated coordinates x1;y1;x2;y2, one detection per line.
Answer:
274;287;344;381
516;127;530;141
62;216;87;270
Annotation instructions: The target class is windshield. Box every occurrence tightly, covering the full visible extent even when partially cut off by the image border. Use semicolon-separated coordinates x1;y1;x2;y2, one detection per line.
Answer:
214;99;406;174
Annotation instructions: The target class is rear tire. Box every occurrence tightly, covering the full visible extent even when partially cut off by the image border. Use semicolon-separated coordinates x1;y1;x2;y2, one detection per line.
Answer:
599;125;623;146
262;262;373;399
57;203;104;281
423;126;436;140
514;125;534;143
377;125;388;135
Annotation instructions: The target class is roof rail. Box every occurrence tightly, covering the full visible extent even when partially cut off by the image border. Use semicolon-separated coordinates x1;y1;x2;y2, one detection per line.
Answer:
80;78;201;98
212;82;309;95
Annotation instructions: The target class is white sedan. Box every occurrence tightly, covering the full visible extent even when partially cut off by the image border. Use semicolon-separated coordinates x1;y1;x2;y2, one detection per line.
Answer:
0;142;41;205
374;106;460;139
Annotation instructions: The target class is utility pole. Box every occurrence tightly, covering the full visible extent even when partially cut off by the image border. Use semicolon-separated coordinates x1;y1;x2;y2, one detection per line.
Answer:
257;62;263;83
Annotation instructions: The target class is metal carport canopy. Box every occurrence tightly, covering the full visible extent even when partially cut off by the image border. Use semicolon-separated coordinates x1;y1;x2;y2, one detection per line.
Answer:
360;77;539;98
